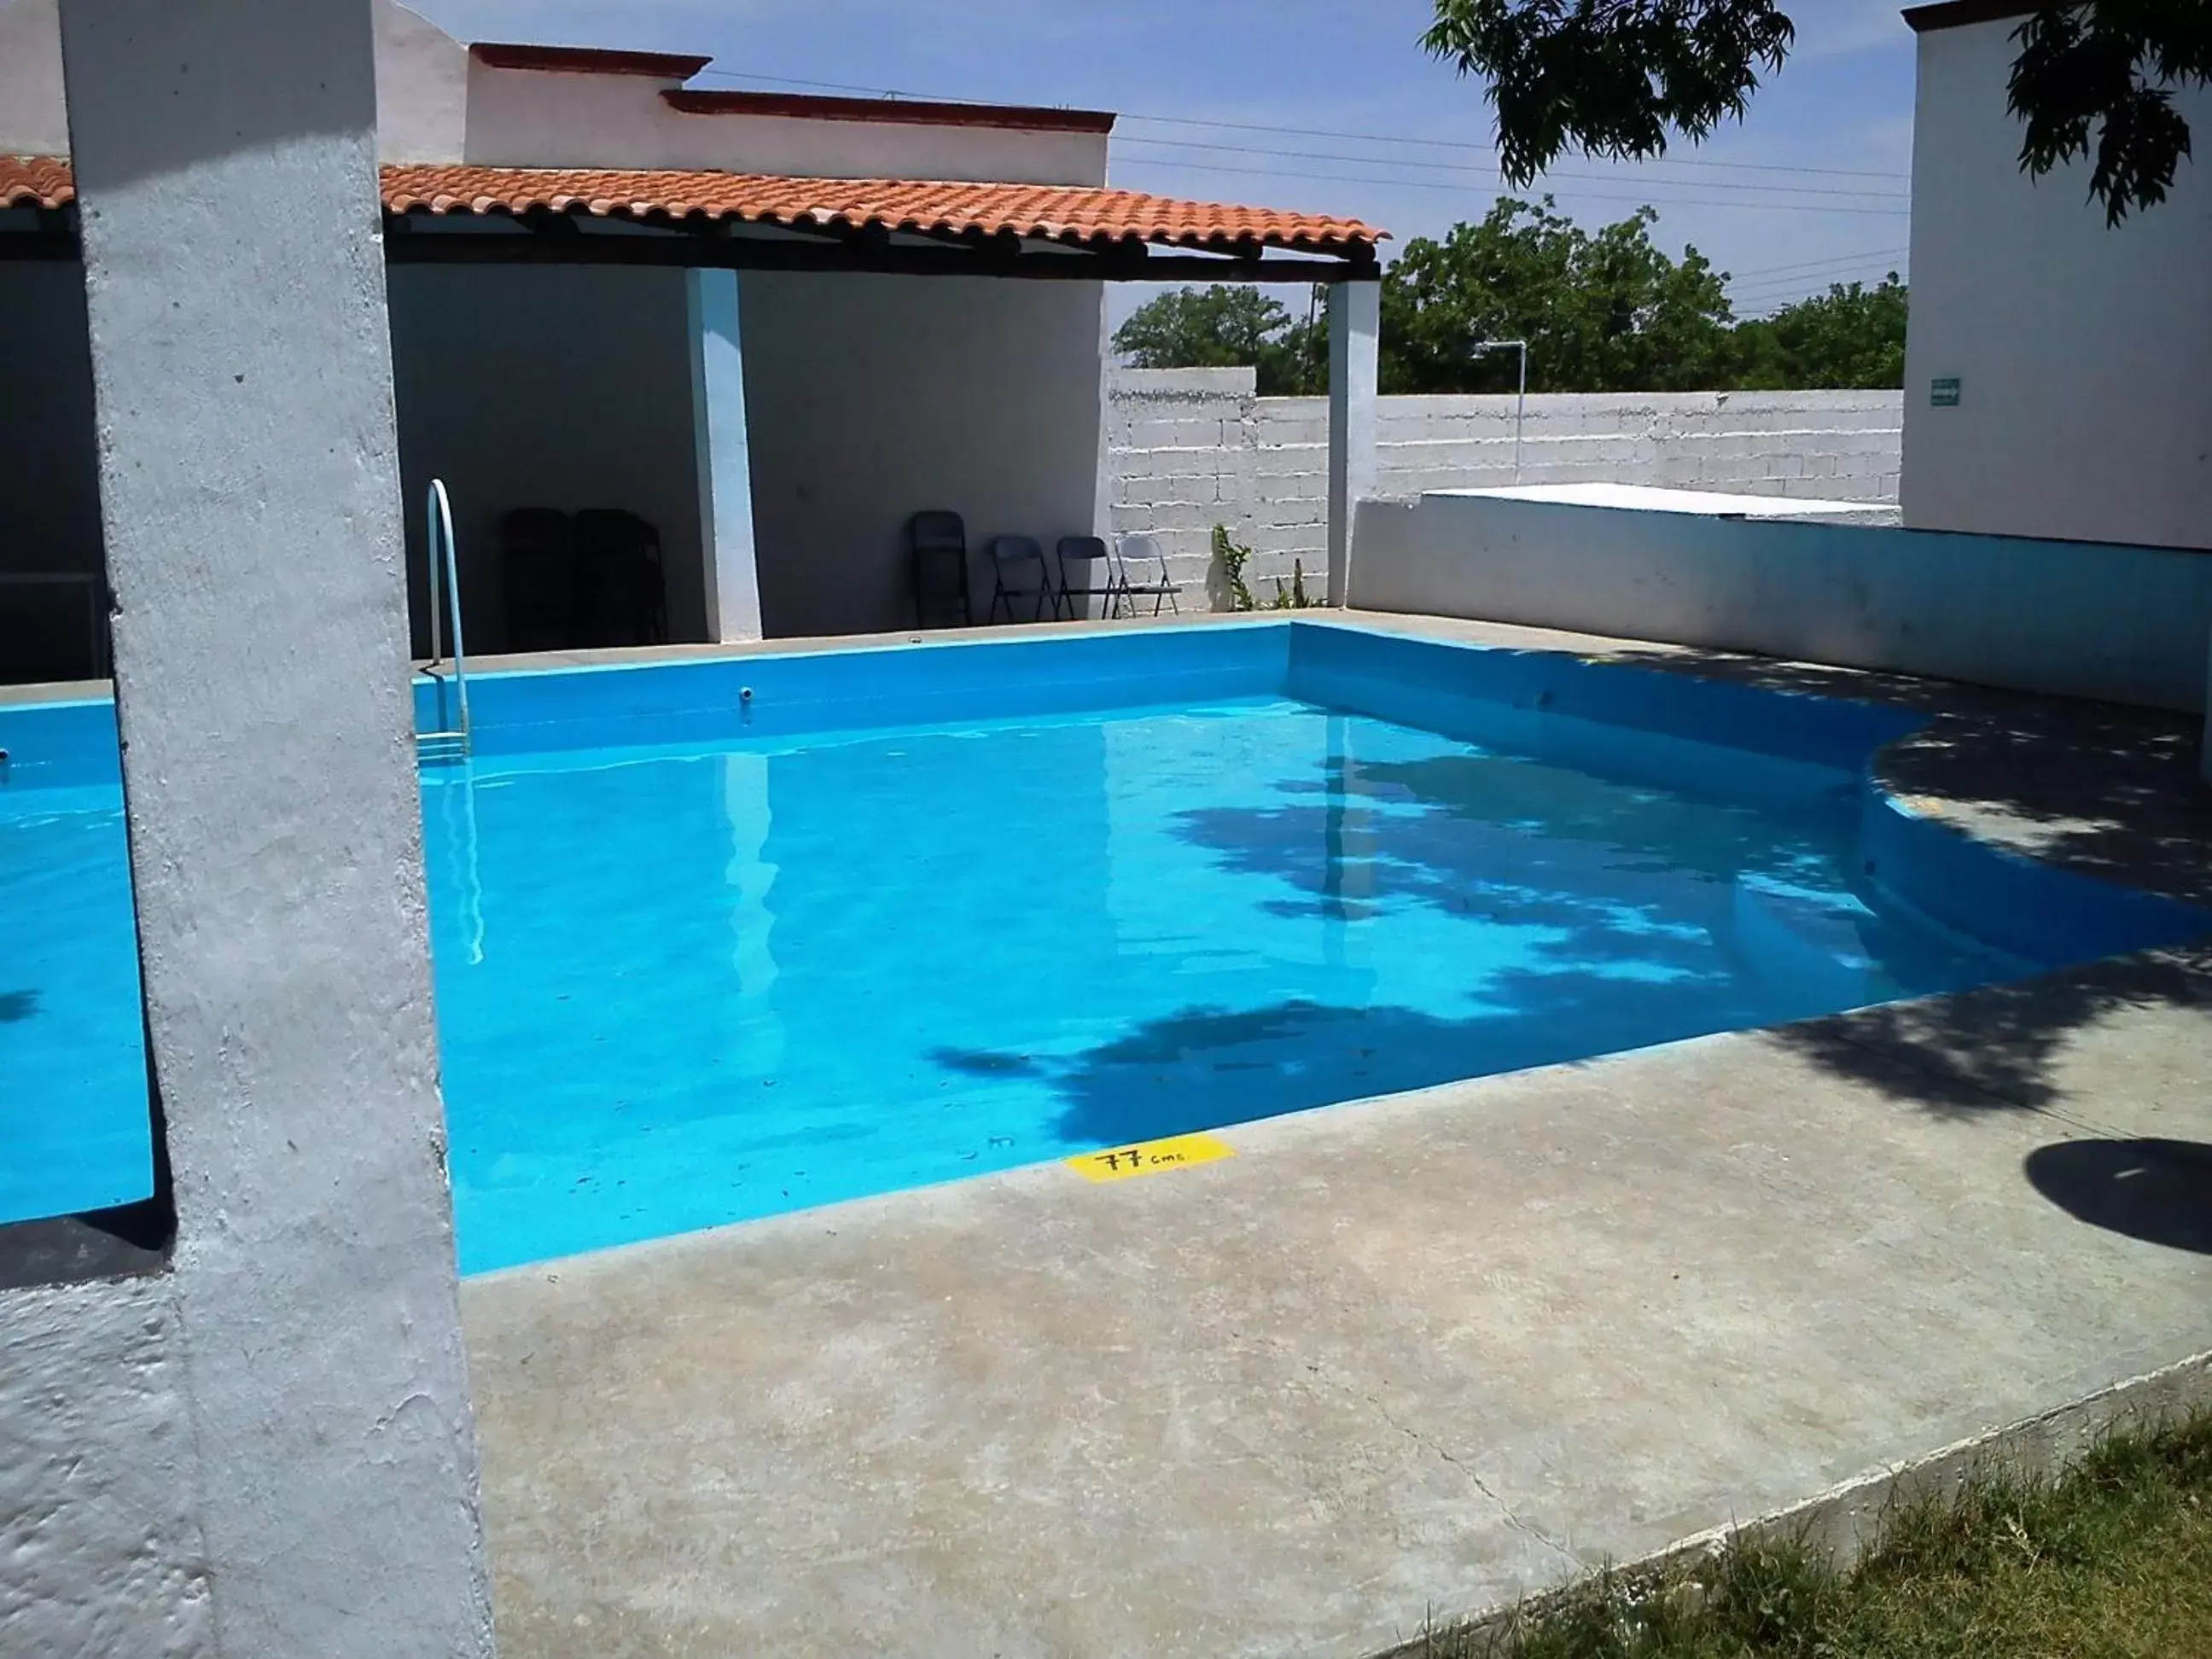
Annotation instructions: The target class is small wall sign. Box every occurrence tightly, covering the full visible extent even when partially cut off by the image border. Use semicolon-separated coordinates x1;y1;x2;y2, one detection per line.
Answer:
1930;377;1962;407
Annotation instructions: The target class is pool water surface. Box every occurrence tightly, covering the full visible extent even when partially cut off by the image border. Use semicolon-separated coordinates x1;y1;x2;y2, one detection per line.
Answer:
5;623;2206;1270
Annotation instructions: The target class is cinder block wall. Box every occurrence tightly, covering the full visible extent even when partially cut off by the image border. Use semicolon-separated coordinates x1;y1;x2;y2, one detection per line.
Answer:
1106;368;1904;599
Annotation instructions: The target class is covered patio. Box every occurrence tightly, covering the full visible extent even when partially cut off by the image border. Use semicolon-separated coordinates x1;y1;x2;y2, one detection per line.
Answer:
0;143;1383;677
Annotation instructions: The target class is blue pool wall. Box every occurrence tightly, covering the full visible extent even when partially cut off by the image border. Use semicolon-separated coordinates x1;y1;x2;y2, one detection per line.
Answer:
410;622;1290;756
0;696;125;790
8;618;2209;973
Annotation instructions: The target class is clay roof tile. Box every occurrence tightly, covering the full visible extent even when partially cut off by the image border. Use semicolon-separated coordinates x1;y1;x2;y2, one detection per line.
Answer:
3;155;1385;255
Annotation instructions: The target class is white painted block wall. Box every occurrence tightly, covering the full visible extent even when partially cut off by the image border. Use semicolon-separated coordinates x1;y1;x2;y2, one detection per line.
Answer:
1107;368;1904;598
1351;491;2212;713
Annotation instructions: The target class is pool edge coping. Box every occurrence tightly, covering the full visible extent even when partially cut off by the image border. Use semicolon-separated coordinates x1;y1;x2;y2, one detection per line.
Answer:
1364;1343;2212;1659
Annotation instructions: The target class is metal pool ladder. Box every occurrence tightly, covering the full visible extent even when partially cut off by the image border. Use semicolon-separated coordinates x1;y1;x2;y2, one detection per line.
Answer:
418;478;471;764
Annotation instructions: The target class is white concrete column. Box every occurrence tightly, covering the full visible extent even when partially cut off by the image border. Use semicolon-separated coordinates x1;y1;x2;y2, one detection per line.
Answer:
39;2;495;1656
687;267;764;643
1327;278;1382;607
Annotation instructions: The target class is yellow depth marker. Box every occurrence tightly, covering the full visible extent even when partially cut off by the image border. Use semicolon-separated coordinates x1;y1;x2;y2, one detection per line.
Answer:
1067;1132;1235;1184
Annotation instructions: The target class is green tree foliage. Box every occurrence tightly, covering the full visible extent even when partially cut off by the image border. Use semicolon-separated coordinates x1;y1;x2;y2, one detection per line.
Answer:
1382;197;1734;393
2011;6;2212;224
1423;1;2212;224
1110;284;1326;395
1731;275;1907;391
1112;198;1906;395
1421;0;1792;187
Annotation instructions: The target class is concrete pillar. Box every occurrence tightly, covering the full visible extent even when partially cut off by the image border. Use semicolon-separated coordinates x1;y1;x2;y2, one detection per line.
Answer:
34;1;495;1654
1327;278;1381;606
687;267;764;643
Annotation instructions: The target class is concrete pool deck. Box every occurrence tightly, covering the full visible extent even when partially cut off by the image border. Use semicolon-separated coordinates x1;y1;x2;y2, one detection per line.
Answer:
455;612;2212;1659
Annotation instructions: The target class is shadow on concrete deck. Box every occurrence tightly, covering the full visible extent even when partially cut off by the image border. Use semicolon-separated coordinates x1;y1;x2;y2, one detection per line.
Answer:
1769;945;2212;1115
1499;638;2212;1128
2024;1138;2212;1256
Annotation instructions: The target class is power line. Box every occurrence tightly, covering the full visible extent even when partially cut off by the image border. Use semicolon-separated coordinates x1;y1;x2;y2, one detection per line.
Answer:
1732;260;1906;291
1729;265;1907;306
690;67;1914;183
1118;117;1911;183
1110;154;1912;216
1729;250;1910;289
1732;271;1904;300
1723;245;1909;280
1112;136;1908;201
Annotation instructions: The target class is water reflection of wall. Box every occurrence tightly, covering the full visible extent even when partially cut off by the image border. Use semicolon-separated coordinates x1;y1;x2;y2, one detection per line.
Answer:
720;750;783;1078
1103;704;1379;1016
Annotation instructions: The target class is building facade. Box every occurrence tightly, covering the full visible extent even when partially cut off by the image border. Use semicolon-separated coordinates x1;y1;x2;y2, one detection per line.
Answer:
1901;0;2212;550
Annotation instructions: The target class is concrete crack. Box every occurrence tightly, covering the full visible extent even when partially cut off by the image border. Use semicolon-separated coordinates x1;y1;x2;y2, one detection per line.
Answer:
1231;1324;1582;1570
1353;1387;1582;1569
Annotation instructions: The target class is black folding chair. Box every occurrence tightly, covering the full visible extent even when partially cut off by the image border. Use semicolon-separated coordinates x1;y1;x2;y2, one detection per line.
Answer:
987;534;1059;622
909;509;972;628
499;508;576;652
573;509;667;646
1055;535;1121;620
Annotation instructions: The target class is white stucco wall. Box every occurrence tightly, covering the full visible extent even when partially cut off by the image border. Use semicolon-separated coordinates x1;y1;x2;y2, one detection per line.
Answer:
1350;491;2212;712
460;69;1111;184
1903;16;2212;548
6;0;1112;183
0;1274;208;1656
387;262;709;654
0;0;67;154
0;259;103;679
373;0;466;163
0;1;494;1655
739;271;1109;637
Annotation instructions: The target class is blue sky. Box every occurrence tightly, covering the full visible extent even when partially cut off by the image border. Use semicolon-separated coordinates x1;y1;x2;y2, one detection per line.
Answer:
412;0;1918;317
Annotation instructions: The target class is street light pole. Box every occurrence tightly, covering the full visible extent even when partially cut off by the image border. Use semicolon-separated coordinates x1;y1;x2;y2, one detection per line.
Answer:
1471;338;1528;485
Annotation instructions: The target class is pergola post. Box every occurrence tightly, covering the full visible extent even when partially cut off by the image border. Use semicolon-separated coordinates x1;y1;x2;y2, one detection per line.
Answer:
1326;277;1381;607
687;267;764;643
32;0;495;1651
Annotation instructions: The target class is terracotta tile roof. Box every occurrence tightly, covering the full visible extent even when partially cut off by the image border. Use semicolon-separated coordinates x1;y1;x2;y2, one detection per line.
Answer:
0;155;72;211
3;154;1385;254
386;164;1383;252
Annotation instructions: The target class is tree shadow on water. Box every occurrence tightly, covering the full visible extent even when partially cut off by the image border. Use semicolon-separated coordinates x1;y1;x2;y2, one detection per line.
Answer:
1595;644;2212;908
935;979;1764;1152
1170;697;2212;1127
947;1002;1533;1149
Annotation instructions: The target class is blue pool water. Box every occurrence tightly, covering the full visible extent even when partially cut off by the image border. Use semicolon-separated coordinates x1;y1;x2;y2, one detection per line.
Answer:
6;623;2208;1270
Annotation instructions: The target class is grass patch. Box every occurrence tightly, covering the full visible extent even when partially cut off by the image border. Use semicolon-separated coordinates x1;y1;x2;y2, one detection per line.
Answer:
1419;1412;2212;1659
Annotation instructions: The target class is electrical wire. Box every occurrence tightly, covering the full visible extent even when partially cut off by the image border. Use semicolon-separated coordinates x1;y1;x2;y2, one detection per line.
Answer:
690;67;1913;183
1108;135;1907;201
1110;154;1912;216
1723;245;1909;280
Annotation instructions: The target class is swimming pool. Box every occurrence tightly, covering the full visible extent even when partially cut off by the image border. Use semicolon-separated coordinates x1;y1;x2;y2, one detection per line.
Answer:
5;621;2207;1271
